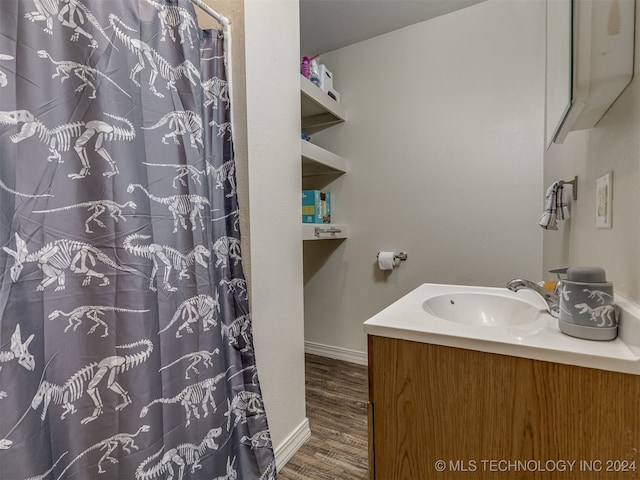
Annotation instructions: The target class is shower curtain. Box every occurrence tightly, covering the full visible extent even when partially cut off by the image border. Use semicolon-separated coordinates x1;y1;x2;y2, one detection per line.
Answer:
0;1;276;479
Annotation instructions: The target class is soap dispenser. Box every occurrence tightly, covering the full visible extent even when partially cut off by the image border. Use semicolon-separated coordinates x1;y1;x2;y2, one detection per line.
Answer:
550;266;618;341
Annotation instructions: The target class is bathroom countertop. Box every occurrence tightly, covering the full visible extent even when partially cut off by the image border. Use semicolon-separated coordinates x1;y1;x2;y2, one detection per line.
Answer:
363;283;640;375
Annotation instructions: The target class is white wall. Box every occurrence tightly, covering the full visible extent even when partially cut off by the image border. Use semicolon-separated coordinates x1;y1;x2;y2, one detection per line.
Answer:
543;6;640;302
304;0;546;355
244;0;308;467
201;0;309;469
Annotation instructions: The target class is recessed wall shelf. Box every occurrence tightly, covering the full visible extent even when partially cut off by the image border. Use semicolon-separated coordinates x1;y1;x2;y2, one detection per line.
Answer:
302;224;349;241
301;140;347;176
301;75;346;134
300;74;348;241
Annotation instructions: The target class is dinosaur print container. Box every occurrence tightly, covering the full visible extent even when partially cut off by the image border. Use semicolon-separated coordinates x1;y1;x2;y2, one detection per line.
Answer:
556;266;618;341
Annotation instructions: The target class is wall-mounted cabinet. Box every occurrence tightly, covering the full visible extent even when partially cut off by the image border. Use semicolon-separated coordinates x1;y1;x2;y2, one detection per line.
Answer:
300;75;348;240
547;0;635;146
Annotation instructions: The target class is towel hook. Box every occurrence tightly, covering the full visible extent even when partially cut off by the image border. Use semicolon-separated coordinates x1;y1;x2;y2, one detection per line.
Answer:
559;175;578;201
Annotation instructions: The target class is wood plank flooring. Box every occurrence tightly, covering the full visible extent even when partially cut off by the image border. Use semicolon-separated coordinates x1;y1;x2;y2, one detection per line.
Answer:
278;354;369;480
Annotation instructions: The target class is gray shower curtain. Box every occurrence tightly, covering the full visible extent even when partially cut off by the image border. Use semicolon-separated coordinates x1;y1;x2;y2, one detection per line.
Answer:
0;1;276;479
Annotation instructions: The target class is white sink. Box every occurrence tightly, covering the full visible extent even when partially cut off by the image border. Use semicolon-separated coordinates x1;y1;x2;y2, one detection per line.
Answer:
422;291;545;327
363;283;640;375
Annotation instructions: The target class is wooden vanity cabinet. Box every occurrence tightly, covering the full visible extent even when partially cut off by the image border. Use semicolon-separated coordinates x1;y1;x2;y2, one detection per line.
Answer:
368;335;640;480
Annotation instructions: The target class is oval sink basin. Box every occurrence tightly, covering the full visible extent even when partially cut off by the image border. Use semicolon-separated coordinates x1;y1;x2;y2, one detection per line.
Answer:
422;291;545;327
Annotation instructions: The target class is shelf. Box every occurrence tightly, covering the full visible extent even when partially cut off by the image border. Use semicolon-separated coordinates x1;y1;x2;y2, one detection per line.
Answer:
302;223;348;241
300;75;348;242
301;75;346;134
301;140;347;176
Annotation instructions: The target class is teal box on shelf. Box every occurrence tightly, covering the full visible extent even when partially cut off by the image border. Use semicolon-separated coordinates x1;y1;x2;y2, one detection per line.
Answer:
302;190;331;223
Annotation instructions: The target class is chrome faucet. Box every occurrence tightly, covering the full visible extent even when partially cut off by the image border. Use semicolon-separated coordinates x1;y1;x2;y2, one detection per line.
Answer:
506;278;560;317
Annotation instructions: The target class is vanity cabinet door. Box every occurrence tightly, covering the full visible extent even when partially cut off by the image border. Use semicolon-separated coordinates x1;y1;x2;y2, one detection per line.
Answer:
368;335;640;479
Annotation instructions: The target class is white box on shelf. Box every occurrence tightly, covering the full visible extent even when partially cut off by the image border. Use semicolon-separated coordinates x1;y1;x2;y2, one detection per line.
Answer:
318;64;341;103
318;64;333;92
326;88;340;103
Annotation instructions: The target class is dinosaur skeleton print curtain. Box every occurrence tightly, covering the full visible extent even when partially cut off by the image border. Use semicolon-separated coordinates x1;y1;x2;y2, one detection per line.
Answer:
0;1;276;478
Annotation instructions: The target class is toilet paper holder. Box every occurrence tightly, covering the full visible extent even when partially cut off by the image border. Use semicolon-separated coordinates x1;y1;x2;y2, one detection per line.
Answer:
377;251;408;262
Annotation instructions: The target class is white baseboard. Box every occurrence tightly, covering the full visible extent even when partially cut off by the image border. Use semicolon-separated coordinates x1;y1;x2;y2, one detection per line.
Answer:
274;417;311;472
304;341;368;366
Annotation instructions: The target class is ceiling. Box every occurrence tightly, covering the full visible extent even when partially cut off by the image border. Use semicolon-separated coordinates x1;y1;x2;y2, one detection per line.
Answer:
300;0;486;56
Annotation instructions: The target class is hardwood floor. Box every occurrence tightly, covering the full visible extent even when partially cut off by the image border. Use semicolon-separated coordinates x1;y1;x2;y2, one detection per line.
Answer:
278;354;369;480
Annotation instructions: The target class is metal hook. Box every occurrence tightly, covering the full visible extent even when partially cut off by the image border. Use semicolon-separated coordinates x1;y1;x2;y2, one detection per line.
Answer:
559;175;578;201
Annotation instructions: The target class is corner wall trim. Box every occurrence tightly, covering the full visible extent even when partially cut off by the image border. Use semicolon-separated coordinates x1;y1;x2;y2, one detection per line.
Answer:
274;417;311;472
304;341;368;366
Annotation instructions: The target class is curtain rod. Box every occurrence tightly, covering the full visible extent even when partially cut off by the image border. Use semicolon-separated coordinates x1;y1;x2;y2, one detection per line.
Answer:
190;0;230;26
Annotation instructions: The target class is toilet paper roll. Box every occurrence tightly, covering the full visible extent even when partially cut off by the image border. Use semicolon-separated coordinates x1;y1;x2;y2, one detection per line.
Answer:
378;251;395;271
